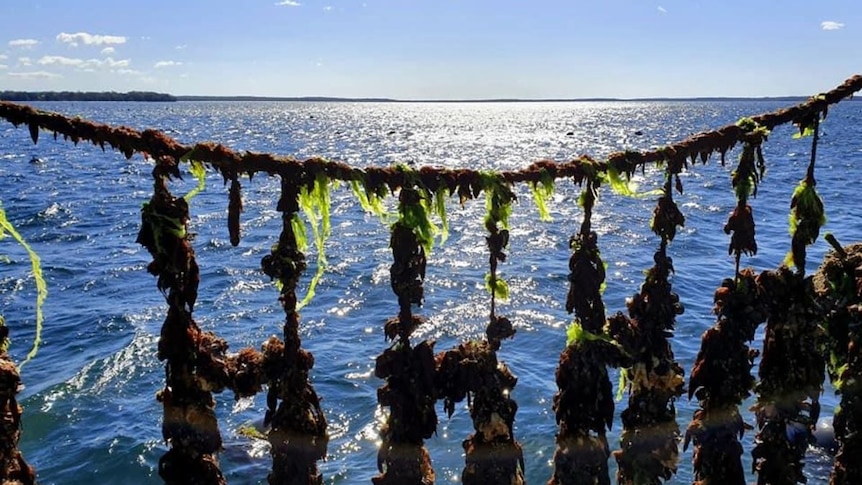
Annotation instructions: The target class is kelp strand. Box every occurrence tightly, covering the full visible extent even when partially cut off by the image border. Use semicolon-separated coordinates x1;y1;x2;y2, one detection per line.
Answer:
296;172;332;310
0;204;47;367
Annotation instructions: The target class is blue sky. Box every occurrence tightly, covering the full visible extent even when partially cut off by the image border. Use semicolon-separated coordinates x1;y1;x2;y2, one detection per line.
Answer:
0;1;858;99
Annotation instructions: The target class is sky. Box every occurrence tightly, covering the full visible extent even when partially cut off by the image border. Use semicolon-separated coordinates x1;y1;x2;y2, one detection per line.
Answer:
0;1;859;99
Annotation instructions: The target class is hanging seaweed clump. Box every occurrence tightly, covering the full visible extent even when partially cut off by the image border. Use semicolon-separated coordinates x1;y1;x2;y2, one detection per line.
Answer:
685;269;768;485
137;157;229;485
550;172;630;485
812;236;862;485
608;163;686;485
724;118;769;275
374;184;438;485
259;175;329;485
529;168;555;221
751;266;824;485
436;173;524;485
785;115;826;273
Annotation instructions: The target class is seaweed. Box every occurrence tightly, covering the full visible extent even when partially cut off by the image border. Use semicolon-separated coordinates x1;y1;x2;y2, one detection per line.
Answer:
296;172;332;310
725;119;769;276
529;168;554;221
0;203;46;366
785;116;826;273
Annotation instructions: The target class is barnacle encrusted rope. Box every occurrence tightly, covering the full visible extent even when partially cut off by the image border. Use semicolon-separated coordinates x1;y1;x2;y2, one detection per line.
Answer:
259;175;329;485
1;75;860;196
436;173;524;485
814;235;862;485
137;157;226;485
751;113;827;485
685;268;768;485
0;323;35;485
610;164;686;485
550;166;629;485
683;119;772;485
374;184;438;485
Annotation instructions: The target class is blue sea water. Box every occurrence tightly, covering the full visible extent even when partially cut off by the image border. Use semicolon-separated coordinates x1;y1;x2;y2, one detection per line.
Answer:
1;99;862;484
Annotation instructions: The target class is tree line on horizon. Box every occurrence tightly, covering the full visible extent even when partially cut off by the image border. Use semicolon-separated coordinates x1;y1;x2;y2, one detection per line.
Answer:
0;91;176;102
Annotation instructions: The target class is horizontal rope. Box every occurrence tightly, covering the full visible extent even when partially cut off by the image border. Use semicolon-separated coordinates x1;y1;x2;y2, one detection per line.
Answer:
1;74;861;191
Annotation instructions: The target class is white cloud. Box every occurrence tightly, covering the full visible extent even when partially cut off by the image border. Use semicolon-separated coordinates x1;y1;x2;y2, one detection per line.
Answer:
821;21;845;30
116;68;143;76
8;39;40;48
175;44;188;50
275;0;301;5
57;32;127;47
37;55;130;69
657;6;667;13
0;54;7;61
0;65;7;70
101;47;116;56
18;57;32;67
38;55;83;66
323;5;332;11
7;71;61;79
154;60;183;68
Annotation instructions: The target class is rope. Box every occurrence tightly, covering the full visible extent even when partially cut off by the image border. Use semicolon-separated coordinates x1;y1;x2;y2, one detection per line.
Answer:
1;75;860;188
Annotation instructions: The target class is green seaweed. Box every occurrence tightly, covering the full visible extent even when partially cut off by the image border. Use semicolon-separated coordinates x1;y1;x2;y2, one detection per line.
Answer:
0;315;7;353
529;169;554;221
433;186;449;244
394;165;441;254
349;178;390;222
398;189;438;255
183;160;207;201
565;320;618;347
792;126;816;139
484;272;510;301
787;179;826;238
481;172;515;230
0;203;47;366
296;172;332;310
595;164;661;199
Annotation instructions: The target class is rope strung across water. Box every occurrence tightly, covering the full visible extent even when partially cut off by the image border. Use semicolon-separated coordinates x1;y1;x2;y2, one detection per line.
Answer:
1;75;860;188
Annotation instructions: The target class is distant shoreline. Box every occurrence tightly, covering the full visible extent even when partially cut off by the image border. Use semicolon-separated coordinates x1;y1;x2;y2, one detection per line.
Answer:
2;91;858;103
0;91;177;102
175;95;837;103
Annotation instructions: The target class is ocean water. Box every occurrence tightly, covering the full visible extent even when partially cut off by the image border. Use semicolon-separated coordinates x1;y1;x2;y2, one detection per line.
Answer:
1;99;861;484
